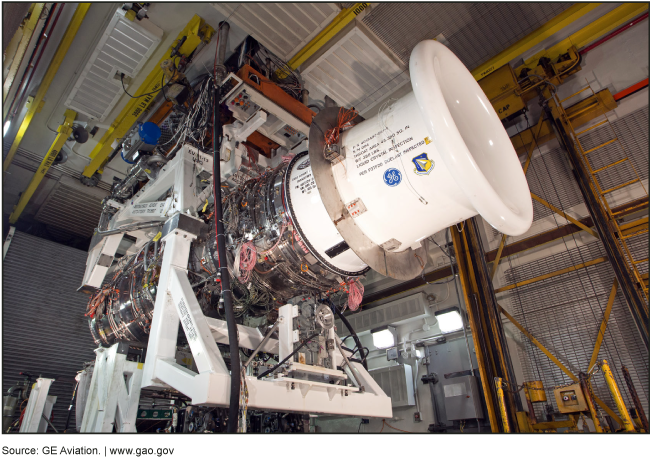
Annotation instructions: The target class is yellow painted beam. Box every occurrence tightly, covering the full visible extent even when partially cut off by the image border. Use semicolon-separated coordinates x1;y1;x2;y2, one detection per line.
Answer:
499;305;578;381
8;110;76;224
547;3;649;56
587;279;619;372
287;3;370;70
3;3;91;173
494;257;607;293
472;3;601;80
3;3;45;103
494;377;511;432
499;304;625;427
81;15;214;178
531;193;599;238
601;359;636;432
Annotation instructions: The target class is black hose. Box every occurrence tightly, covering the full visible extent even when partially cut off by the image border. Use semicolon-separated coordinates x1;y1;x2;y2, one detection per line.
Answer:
257;332;319;380
212;81;240;433
333;304;368;370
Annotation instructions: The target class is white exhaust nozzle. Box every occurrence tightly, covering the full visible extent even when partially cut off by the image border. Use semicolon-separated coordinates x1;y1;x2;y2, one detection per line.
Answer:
305;40;533;280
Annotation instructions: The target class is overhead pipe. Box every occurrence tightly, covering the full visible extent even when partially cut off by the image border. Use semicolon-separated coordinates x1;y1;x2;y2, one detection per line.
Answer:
4;3;62;124
4;3;91;172
580;12;648;54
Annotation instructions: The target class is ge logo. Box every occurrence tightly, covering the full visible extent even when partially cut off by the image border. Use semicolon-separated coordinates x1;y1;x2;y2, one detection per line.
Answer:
383;168;402;187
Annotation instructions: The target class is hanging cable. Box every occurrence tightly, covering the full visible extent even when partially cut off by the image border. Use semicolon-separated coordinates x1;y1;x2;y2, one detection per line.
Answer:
211;78;240;433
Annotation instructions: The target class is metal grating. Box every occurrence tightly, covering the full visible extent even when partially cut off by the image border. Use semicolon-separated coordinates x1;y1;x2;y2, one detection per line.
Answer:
2;231;96;432
503;241;649;417
492;106;649;241
34;181;106;237
65;8;162;120
212;2;340;61
2;140;112;192
362;3;573;70
368;364;415;407
302;26;410;114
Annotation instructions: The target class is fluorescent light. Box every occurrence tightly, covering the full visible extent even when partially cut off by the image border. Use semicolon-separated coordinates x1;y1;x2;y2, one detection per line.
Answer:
3;120;11;137
372;328;395;349
435;307;463;333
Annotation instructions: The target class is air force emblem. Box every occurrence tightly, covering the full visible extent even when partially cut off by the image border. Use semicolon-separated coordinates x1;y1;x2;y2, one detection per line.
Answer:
412;153;434;175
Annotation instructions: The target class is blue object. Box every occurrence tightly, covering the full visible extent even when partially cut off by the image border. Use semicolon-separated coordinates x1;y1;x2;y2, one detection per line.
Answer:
121;149;137;164
383;168;402;187
138;122;162;145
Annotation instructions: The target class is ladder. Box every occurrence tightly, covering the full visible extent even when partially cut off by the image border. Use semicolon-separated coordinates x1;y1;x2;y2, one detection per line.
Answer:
556;83;648;300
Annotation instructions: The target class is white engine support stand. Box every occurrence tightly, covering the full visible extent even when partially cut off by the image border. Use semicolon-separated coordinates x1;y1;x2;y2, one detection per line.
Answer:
19;378;56;433
80;343;143;433
81;146;391;418
140;225;392;418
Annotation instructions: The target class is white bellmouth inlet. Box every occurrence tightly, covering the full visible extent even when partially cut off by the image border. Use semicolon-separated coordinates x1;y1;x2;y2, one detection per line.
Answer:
304;39;533;280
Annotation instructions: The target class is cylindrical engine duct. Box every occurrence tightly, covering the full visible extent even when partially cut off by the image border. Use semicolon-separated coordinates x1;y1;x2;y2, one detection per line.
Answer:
308;40;533;280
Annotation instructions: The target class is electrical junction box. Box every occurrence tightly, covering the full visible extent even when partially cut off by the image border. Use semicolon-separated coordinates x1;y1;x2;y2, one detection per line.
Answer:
553;384;588;414
443;375;484;421
369;364;415;408
386;347;399;361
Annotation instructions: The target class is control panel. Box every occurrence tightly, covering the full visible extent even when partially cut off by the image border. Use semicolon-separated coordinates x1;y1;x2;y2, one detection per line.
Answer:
553;383;588;414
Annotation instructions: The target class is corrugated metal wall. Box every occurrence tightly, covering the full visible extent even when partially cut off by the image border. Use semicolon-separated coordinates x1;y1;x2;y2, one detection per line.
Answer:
503;241;649;416
2;231;96;432
362;3;573;69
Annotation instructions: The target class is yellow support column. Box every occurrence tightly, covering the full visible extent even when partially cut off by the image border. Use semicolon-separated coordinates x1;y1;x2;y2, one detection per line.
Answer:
8;110;77;224
3;3;91;172
601;360;636;432
494;377;511;432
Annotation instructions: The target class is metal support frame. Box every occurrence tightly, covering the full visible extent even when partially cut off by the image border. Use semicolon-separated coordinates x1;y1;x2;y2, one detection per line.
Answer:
494;377;511;432
601;359;636;432
498;303;625;428
8;109;76;224
81;15;214;179
140;227;391;417
494;257;608;294
451;222;522;432
579;373;604;433
3;4;90;172
19;378;56;433
543;97;649;349
530;193;599;238
472;3;600;80
85;146;390;418
80;344;143;433
587;279;619;371
621;365;649;432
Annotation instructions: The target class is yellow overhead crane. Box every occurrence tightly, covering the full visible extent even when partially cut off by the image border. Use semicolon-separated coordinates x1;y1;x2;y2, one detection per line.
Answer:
80;15;215;182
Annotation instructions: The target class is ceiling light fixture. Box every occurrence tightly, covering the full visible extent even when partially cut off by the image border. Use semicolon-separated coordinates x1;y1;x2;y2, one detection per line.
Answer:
434;306;464;333
371;326;396;349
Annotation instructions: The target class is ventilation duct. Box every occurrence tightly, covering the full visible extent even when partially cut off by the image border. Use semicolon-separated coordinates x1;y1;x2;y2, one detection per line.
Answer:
335;292;429;335
65;9;163;120
301;26;410;114
212;3;341;61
